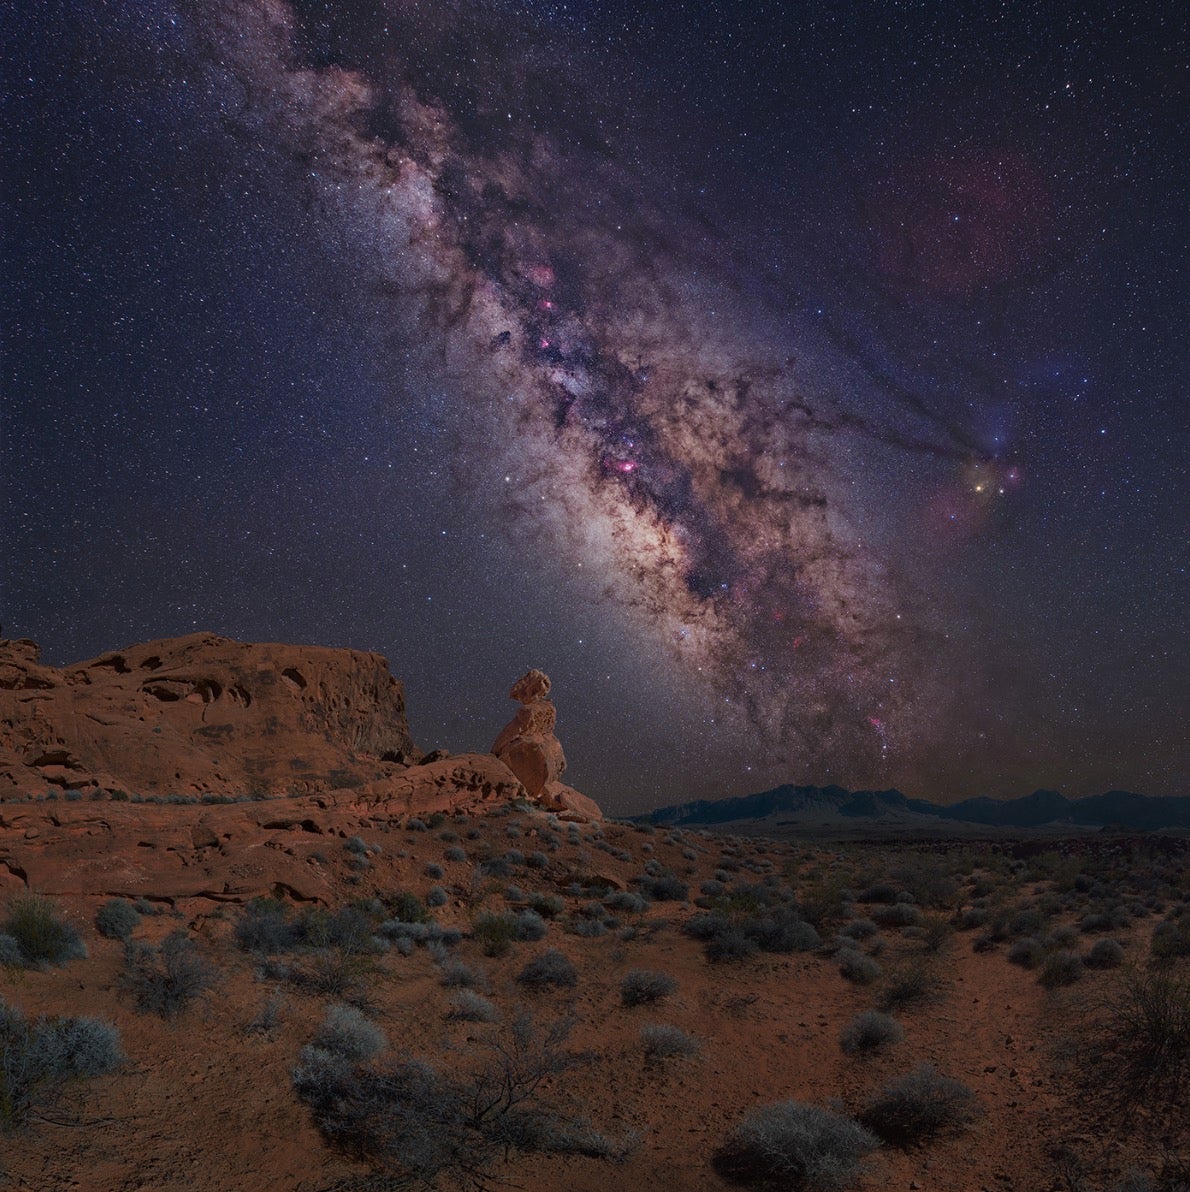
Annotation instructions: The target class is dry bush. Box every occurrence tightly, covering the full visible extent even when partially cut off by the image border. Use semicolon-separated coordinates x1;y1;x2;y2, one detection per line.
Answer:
714;1100;878;1189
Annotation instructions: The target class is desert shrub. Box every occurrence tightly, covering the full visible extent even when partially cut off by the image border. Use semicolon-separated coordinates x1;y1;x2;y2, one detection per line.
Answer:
444;846;467;863
385;891;429;924
424;862;445;880
568;917;607;938
426;885;449;908
1038;949;1084;988
1007;938;1045;969
301;907;380;954
0;1000;123;1131
2;893;86;968
1008;909;1044;938
1046;925;1080;949
516;949;578;991
0;934;20;967
95;899;140;942
641;1024;699;1060
235;898;301;953
1097;965;1190;1102
878;959;942;1012
122;930;218;1017
839;918;878;942
313;1004;387;1062
604;891;648;914
293;1014;629;1185
837;949;881;986
858;883;898;905
473;911;520;957
514;910;548;942
1151;916;1190;960
701;879;726;897
1087;938;1126;969
714;1100;878;1189
871;903;923;928
744;910;820;954
860;1064;979;1146
621;970;677;1007
446;990;499;1023
955;907;989;930
439;957;487;990
637;873;688;902
529;893;565;919
344;835;370;855
840;1011;903;1054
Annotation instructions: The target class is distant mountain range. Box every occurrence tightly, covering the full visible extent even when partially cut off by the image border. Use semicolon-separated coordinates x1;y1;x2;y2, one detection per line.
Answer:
641;784;1190;833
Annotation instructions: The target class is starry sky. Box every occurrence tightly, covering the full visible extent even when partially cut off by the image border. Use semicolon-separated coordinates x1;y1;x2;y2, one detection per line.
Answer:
3;1;1186;814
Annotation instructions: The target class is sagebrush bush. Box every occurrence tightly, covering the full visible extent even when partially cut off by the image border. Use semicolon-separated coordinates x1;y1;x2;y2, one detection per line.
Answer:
1007;938;1045;969
839;918;878;941
122;930;218;1017
839;1011;903;1054
0;934;21;967
516;949;578;990
1038;949;1084;988
426;885;449;908
837;949;881;986
95;899;140;941
446;990;499;1023
641;1024;699;1060
473;911;519;957
1086;938;1126;969
313;1004;387;1061
2;893;86;968
439;958;486;989
860;1064;979;1146
621;970;677;1007
1;1000;123;1131
715;1100;878;1189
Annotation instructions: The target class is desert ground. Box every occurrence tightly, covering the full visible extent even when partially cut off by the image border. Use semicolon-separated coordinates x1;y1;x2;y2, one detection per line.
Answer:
2;795;1187;1192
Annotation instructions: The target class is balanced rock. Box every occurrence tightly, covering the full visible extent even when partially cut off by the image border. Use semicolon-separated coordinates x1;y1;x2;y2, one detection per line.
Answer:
491;669;567;800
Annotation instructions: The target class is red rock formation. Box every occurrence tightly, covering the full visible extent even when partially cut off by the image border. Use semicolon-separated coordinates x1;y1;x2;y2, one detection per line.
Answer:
0;635;603;831
491;669;602;821
0;633;421;800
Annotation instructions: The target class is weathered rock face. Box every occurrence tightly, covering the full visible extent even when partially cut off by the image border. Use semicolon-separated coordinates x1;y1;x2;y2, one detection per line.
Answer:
0;633;422;799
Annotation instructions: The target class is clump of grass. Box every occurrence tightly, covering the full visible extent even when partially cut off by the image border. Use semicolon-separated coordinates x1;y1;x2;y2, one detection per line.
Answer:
2;893;86;968
839;1011;903;1055
621;970;677;1007
641;1024;699;1061
446;990;499;1023
516;949;578;991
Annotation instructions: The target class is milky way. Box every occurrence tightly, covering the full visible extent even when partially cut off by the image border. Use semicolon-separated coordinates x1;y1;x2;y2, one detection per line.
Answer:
6;0;1183;807
193;0;1028;784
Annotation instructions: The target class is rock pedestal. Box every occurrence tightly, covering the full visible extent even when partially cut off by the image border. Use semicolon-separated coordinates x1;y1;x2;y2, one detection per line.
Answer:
491;669;602;821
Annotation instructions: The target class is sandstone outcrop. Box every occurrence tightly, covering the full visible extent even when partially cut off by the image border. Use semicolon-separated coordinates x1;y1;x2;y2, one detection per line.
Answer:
1;634;603;826
0;633;423;800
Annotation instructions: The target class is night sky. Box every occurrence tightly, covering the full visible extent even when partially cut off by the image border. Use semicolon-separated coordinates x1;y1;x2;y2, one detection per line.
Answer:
3;2;1186;814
